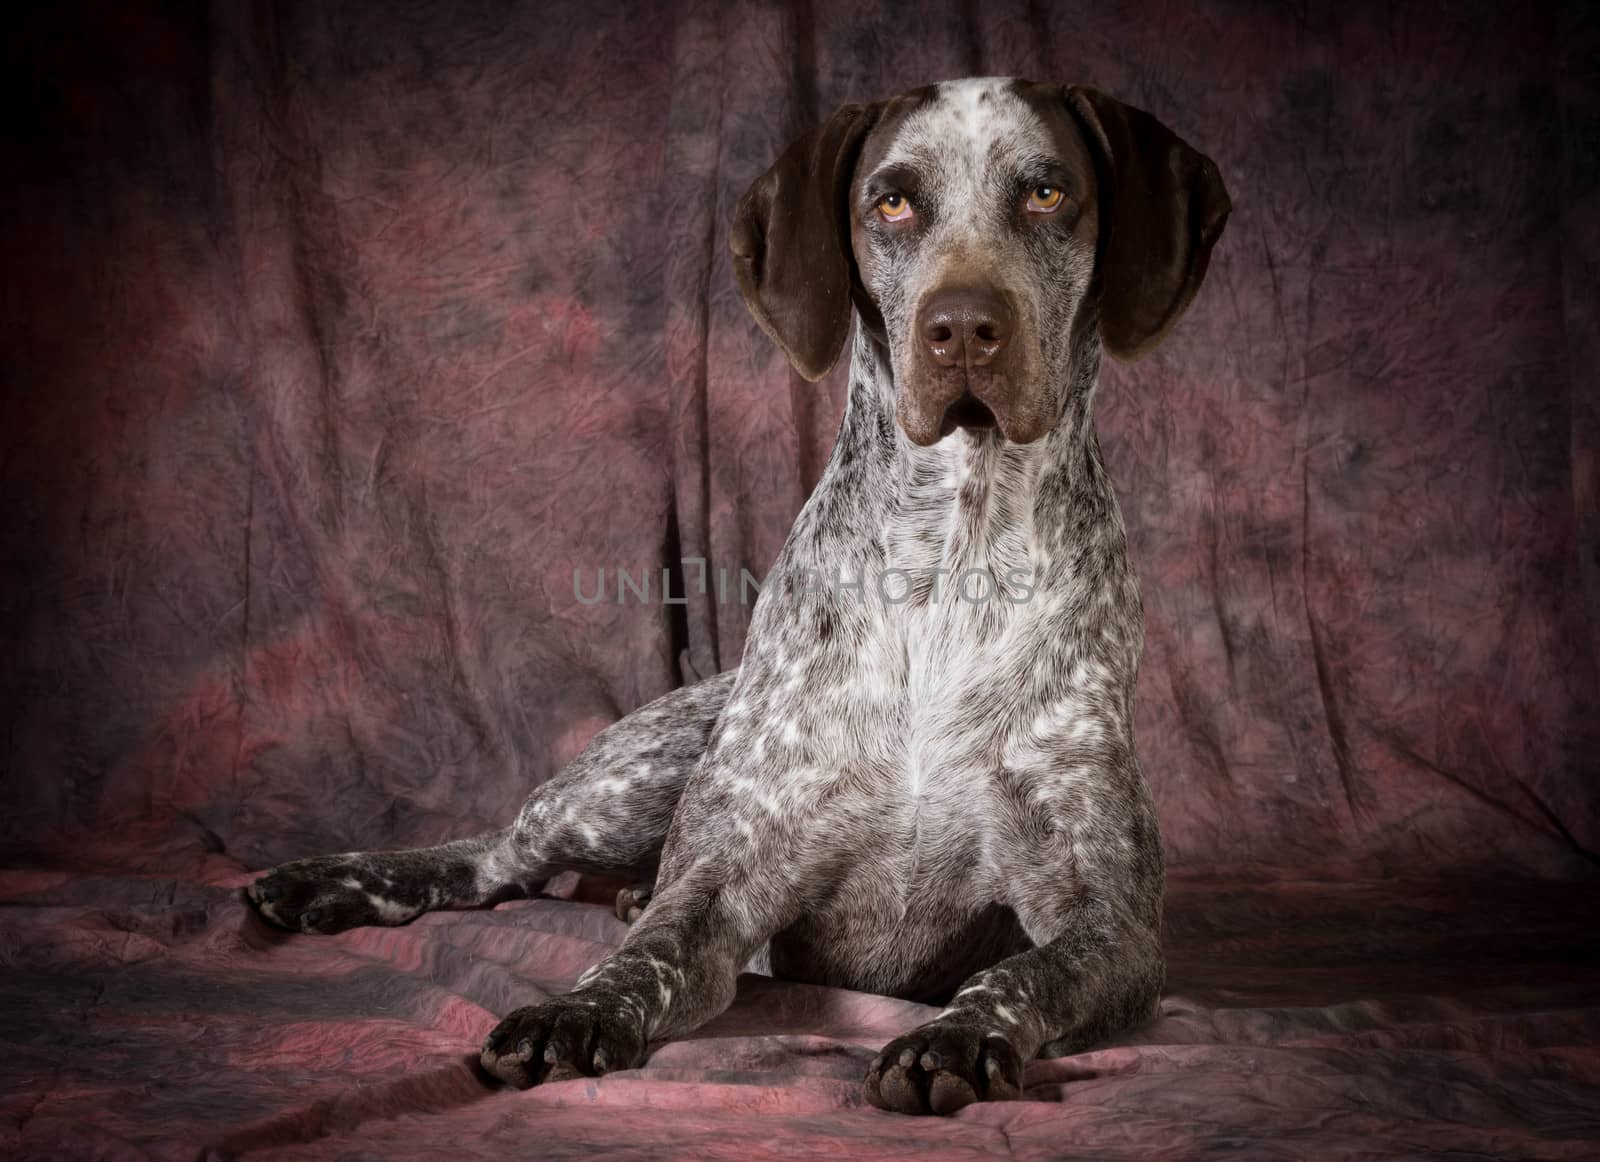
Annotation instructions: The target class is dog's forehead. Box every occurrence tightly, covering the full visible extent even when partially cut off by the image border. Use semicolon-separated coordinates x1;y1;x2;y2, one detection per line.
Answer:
871;78;1058;182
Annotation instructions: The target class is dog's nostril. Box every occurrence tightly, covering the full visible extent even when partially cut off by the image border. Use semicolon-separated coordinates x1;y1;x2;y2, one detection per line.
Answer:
975;324;1001;343
927;325;953;344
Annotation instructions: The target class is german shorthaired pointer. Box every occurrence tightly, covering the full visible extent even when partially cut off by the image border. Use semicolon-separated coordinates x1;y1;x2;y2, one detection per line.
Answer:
247;77;1230;1116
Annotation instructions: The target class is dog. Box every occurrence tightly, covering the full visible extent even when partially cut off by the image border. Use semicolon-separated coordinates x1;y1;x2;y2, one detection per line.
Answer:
246;76;1230;1116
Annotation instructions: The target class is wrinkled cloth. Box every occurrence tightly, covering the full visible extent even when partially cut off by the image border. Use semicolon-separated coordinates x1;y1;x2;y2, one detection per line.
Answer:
2;869;1597;1160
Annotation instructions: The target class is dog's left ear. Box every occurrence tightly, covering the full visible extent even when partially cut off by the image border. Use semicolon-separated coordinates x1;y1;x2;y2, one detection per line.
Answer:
1066;87;1231;362
730;102;883;382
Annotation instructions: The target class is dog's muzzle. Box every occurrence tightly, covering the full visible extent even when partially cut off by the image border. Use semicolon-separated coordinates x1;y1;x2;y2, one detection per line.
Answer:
897;286;1051;446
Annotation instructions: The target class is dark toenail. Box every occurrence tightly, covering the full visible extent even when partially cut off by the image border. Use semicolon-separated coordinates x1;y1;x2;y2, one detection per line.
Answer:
543;1044;561;1064
301;909;320;927
257;882;281;903
921;1051;943;1070
898;1048;917;1069
593;1048;610;1073
484;1028;507;1052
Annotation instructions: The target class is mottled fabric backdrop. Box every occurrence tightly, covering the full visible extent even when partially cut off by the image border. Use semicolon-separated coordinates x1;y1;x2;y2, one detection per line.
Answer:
2;2;1598;1159
3;0;1597;877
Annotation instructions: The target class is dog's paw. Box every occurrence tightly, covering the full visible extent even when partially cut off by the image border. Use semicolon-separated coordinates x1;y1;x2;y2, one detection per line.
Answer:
245;855;419;934
864;1020;1023;1116
614;882;653;924
479;993;647;1088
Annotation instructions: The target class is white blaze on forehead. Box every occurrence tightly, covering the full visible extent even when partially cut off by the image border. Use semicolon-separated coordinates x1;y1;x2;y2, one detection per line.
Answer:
872;78;1056;215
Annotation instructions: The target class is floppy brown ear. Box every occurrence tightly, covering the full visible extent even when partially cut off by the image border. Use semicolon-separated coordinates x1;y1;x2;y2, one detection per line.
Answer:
1066;87;1231;362
729;103;883;382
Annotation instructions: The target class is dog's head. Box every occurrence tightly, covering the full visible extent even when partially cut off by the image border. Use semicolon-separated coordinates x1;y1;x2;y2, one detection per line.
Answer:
731;78;1230;446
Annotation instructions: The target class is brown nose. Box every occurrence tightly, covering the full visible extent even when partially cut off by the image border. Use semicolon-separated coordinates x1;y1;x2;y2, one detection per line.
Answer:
919;287;1013;369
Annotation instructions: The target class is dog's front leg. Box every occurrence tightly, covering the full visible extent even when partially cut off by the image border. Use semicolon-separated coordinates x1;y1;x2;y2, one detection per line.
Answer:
865;897;1163;1116
478;860;774;1087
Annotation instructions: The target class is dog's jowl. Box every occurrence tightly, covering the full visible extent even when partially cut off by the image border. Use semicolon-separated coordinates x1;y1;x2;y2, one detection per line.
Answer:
247;77;1230;1117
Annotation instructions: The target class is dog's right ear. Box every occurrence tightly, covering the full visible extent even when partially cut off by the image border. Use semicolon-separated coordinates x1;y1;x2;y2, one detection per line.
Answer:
730;103;883;382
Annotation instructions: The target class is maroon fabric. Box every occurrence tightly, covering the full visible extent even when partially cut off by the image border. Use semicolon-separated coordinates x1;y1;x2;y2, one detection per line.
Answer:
2;1;1597;1158
3;868;1597;1159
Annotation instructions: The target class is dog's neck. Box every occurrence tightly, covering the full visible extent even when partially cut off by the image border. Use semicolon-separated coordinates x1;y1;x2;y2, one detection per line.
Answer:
773;321;1138;673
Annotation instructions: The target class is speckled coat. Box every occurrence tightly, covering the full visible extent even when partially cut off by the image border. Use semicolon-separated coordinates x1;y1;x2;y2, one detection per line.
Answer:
248;76;1230;1117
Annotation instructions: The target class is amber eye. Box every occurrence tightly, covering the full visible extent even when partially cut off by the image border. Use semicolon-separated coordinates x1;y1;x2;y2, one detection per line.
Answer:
1027;185;1065;213
877;192;914;223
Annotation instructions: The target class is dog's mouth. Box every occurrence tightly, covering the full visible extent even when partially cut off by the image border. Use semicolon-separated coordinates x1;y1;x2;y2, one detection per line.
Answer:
899;378;1051;447
940;392;997;437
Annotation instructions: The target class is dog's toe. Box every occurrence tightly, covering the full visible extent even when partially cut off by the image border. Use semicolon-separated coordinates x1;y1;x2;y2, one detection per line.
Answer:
614;883;654;925
927;1064;979;1115
479;1008;549;1088
881;1044;932;1114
